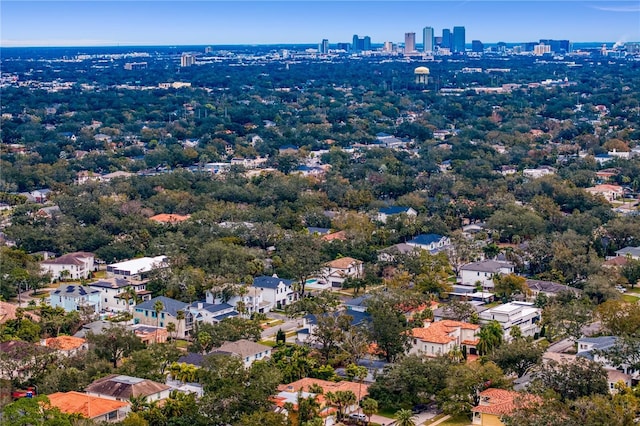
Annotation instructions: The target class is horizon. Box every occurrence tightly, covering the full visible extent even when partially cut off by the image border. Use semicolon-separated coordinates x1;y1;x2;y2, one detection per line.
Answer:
2;1;639;48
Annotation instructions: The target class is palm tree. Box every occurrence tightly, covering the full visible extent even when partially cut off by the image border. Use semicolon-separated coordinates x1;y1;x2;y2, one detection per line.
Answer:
166;322;176;341
122;286;136;313
176;310;185;340
395;409;416;426
477;320;504;356
361;398;378;425
154;300;164;343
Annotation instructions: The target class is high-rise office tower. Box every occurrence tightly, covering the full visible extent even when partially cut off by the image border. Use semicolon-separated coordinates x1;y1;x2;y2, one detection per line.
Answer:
405;32;416;53
352;34;361;52
180;53;195;67
320;39;329;54
422;26;434;53
363;36;371;51
471;40;484;53
452;26;466;53
441;29;451;49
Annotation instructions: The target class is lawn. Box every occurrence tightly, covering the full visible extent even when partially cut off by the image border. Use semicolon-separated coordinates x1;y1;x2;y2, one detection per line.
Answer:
621;293;640;303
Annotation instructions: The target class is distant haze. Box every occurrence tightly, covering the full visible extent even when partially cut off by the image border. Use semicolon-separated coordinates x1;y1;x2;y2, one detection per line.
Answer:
2;1;639;47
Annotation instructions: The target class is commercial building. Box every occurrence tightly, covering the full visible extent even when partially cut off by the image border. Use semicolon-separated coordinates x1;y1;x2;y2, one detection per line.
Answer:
452;26;466;53
422;27;434;53
404;32;416;54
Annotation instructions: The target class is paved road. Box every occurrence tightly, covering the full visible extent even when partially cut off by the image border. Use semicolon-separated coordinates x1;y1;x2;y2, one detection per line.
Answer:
260;317;302;340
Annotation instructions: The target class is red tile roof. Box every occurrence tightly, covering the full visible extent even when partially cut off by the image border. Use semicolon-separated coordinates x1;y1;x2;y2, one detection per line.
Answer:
472;388;540;416
47;391;129;419
412;320;479;344
149;213;190;223
42;336;86;351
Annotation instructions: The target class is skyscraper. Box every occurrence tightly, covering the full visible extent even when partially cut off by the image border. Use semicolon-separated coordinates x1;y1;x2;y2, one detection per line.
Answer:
320;39;329;54
352;34;371;52
441;29;451;49
471;40;484;53
452;26;466;53
405;32;416;54
422;26;434;53
180;53;195;67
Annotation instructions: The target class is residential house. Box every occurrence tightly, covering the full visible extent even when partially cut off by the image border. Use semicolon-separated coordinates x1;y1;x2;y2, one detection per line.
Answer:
447;285;495;303
106;256;168;281
206;286;271;315
211;339;273;368
133;296;192;339
0;301;40;323
47;391;130;423
85;374;171;403
376;206;417;223
577;336;639;384
275;378;369;420
88;277;151;312
321;230;348;242
479;302;541;341
377;242;421;262
525;279;581;300
522;166;555;179
615;246;640;260
459;260;515;290
319;257;364;289
410;320;480;357
35;205;61;219
40;336;88;356
585;184;624;202
0;340;54;381
187;301;238;325
100;171;133;182
40;252;95;282
406;234;451;254
252;275;296;309
306;227;331;236
130;324;169;344
472;388;536;426
298;310;370;344
49;284;102;313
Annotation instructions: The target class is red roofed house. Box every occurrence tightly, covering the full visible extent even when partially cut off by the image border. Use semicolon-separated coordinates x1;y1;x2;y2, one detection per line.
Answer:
410;320;480;357
321;230;347;242
585;184;624;203
41;336;88;356
47;391;130;422
472;388;539;426
149;213;191;224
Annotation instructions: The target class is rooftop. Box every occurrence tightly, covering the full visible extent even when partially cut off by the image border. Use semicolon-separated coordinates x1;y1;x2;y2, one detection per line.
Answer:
212;339;272;358
47;391;129;419
51;284;100;298
325;257;362;269
136;296;188;317
149;213;191;223
42;336;87;351
85;374;170;399
41;252;94;266
107;256;167;274
253;275;293;289
461;259;514;273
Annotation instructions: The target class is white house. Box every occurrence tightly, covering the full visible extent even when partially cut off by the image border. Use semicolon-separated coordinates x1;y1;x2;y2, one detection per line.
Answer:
585;184;624;203
187;302;238;324
206;286;272;315
377;243;422;263
41;252;95;282
211;339;273;368
410;320;480;357
133;296;192;339
406;234;451;254
88;278;151;312
376;206;417;223
576;336;637;391
615;246;640;260
106;256;168;281
522;166;555;179
85;374;172;403
318;257;364;289
479;302;541;341
459;260;515;290
252;275;296;309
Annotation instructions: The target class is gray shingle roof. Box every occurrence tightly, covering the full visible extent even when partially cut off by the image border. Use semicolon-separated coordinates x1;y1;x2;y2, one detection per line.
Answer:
460;260;513;273
136;296;188;317
252;275;293;289
52;285;100;298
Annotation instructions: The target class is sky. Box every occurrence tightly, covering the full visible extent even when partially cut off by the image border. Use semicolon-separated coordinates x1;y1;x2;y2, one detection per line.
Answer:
1;1;639;47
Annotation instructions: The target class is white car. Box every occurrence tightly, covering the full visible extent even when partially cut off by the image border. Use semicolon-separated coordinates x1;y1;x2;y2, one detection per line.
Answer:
615;285;627;293
349;412;367;421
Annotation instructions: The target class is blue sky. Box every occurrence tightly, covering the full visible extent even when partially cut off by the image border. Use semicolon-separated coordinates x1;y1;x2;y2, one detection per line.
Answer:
1;1;639;47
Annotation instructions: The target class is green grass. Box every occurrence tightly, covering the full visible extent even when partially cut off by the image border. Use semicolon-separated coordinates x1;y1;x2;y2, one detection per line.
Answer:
621;294;640;303
174;340;190;349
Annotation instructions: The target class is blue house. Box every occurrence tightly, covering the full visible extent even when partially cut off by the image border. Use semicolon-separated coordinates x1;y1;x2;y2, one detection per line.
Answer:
50;284;102;313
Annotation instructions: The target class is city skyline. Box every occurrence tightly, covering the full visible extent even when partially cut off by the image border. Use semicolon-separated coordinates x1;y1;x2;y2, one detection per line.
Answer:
2;1;639;47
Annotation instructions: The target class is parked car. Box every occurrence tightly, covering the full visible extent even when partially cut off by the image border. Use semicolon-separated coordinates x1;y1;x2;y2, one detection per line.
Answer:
348;412;367;421
615;285;627;293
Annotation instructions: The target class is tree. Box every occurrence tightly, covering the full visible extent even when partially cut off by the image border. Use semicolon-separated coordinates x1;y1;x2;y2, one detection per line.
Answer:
311;312;352;364
530;358;608;402
437;361;510;416
326;390;356;421
447;230;480;275
493;274;529;300
176;310;185;338
490;339;546;377
87;325;144;368
394;409;416;426
368;355;451;411
276;233;326;296
166;322;177;341
596;300;640;336
542;299;593;342
154;299;164;343
443;300;476;322
366;291;412;362
361;398;378;425
235;411;287;426
2;395;76;426
621;258;640;289
477;321;504;356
